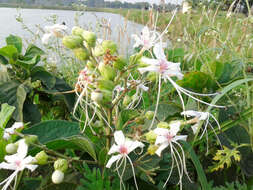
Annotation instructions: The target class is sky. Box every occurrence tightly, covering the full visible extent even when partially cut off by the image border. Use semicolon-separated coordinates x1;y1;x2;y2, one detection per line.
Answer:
104;0;184;5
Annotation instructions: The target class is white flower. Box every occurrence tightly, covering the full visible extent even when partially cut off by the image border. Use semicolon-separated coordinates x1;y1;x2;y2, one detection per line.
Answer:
139;43;184;80
182;1;192;14
3;122;24;140
132;26;157;50
0;140;38;190
181;110;221;141
106;131;144;190
42;24;67;45
106;131;144;168
154;122;187;156
154;122;191;189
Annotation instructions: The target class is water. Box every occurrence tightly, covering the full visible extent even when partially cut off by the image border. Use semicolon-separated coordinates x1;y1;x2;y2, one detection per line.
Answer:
0;7;144;54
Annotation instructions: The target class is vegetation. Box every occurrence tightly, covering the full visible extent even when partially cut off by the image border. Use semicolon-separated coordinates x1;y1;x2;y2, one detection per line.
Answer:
0;3;253;190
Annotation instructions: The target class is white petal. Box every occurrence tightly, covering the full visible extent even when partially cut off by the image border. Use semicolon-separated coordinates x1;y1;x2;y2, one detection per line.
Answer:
141;57;159;66
155;135;168;145
199;112;209;120
138;65;158;74
127;140;144;154
155;142;169;157
106;154;122;168
132;34;142;48
25;164;38;172
191;123;199;134
142;26;150;41
4;154;19;163
169;121;181;136
173;135;187;142
0;162;17;170
42;33;53;45
11;122;24;130
138;84;149;91
17;139;28;159
108;144;119;155
153;43;166;60
3;133;10;140
154;128;169;136
114;131;125;145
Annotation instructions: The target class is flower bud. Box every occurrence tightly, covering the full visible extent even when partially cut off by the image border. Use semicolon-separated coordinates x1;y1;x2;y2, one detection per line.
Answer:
73;48;89;61
62;35;83;49
54;159;68;172
86;61;96;70
91;91;103;103
123;95;131;107
101;90;112;104
102;40;117;54
113;56;127;70
157;122;170;129
145;111;155;120
5;143;18;154
52;170;64;184
147;72;158;82
135;117;145;125
24;135;38;145
97;79;115;91
147;145;158;155
93;45;104;57
72;26;84;37
98;62;116;81
82;30;97;48
145;131;157;144
35;151;48;165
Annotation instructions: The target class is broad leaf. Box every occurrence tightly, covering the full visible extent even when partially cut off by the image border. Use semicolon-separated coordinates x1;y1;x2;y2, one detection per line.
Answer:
0;103;15;132
24;44;44;58
0;45;18;60
31;67;56;89
16;55;41;70
0;55;8;65
6;35;22;53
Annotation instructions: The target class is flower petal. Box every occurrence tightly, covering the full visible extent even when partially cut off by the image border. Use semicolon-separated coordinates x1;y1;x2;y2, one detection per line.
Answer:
138;65;158;74
114;131;125;145
42;33;53;45
127;140;144;154
153;43;166;60
108;144;119;155
17;139;28;159
173;135;187;142
155;135;168;145
11;122;24;130
154;128;169;136
0;162;17;170
155;142;169;157
181;110;199;117
191;123;199;134
106;154;122;168
169;121;181;136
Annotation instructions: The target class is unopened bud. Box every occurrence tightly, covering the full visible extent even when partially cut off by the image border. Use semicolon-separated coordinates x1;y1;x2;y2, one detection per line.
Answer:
145;111;155;120
113;56;127;70
147;145;158;155
135;117;145;125
73;48;89;61
97;79;115;91
145;131;157;144
91;91;103;103
82;30;97;47
35;151;48;165
102;40;117;54
54;159;68;172
157;122;170;129
6;143;18;154
62;35;83;49
25;135;38;145
98;62;116;81
72;26;84;37
52;170;64;184
93;45;104;57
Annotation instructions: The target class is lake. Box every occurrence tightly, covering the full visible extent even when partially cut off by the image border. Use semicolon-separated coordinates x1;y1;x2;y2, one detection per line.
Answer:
0;7;144;54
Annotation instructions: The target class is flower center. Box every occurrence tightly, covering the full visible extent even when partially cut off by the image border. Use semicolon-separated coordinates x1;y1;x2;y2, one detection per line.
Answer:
166;133;174;142
159;60;168;73
15;160;22;168
143;39;149;46
119;145;128;155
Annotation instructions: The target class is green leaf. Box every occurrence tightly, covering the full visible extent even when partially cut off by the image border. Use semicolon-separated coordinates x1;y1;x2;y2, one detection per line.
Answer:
0;45;18;60
201;61;224;80
31;67;56;89
16;55;41;69
0;103;15;130
23;101;41;124
6;35;22;53
116;109;139;129
0;71;10;83
0;55;8;65
23;120;80;143
167;48;185;62
182;141;210;190
0;139;7;161
24;44;44;58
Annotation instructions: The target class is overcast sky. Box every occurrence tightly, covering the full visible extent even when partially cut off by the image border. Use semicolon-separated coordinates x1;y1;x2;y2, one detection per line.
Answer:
104;0;184;5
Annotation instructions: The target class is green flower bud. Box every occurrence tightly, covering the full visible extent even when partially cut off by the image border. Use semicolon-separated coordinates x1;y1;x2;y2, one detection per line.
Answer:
123;95;131;107
6;143;18;154
91;91;103;103
147;145;158;155
135;117;145;125
157;122;170;129
35;151;48;165
147;72;158;82
62;35;83;49
145;131;157;144
129;53;142;65
52;170;64;184
93;45;105;57
73;48;89;61
101;90;112;104
54;159;68;172
98;62;116;81
113;56;127;70
25;135;38;145
72;26;84;37
102;40;117;54
97;79;115;91
145;111;155;120
86;61;96;70
82;30;97;48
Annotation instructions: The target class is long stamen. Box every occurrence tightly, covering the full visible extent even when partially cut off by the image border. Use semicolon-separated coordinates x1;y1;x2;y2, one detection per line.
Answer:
126;155;139;190
163;144;175;187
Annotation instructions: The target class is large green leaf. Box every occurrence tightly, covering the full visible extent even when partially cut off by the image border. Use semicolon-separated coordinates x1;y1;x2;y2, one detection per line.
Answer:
0;55;8;65
0;103;15;132
0;71;10;83
201;61;224;80
6;35;22;54
23;101;41;124
0;80;28;121
182;141;210;190
23;120;80;143
16;55;41;70
0;45;18;60
31;67;56;89
24;44;44;58
116;109;139;129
